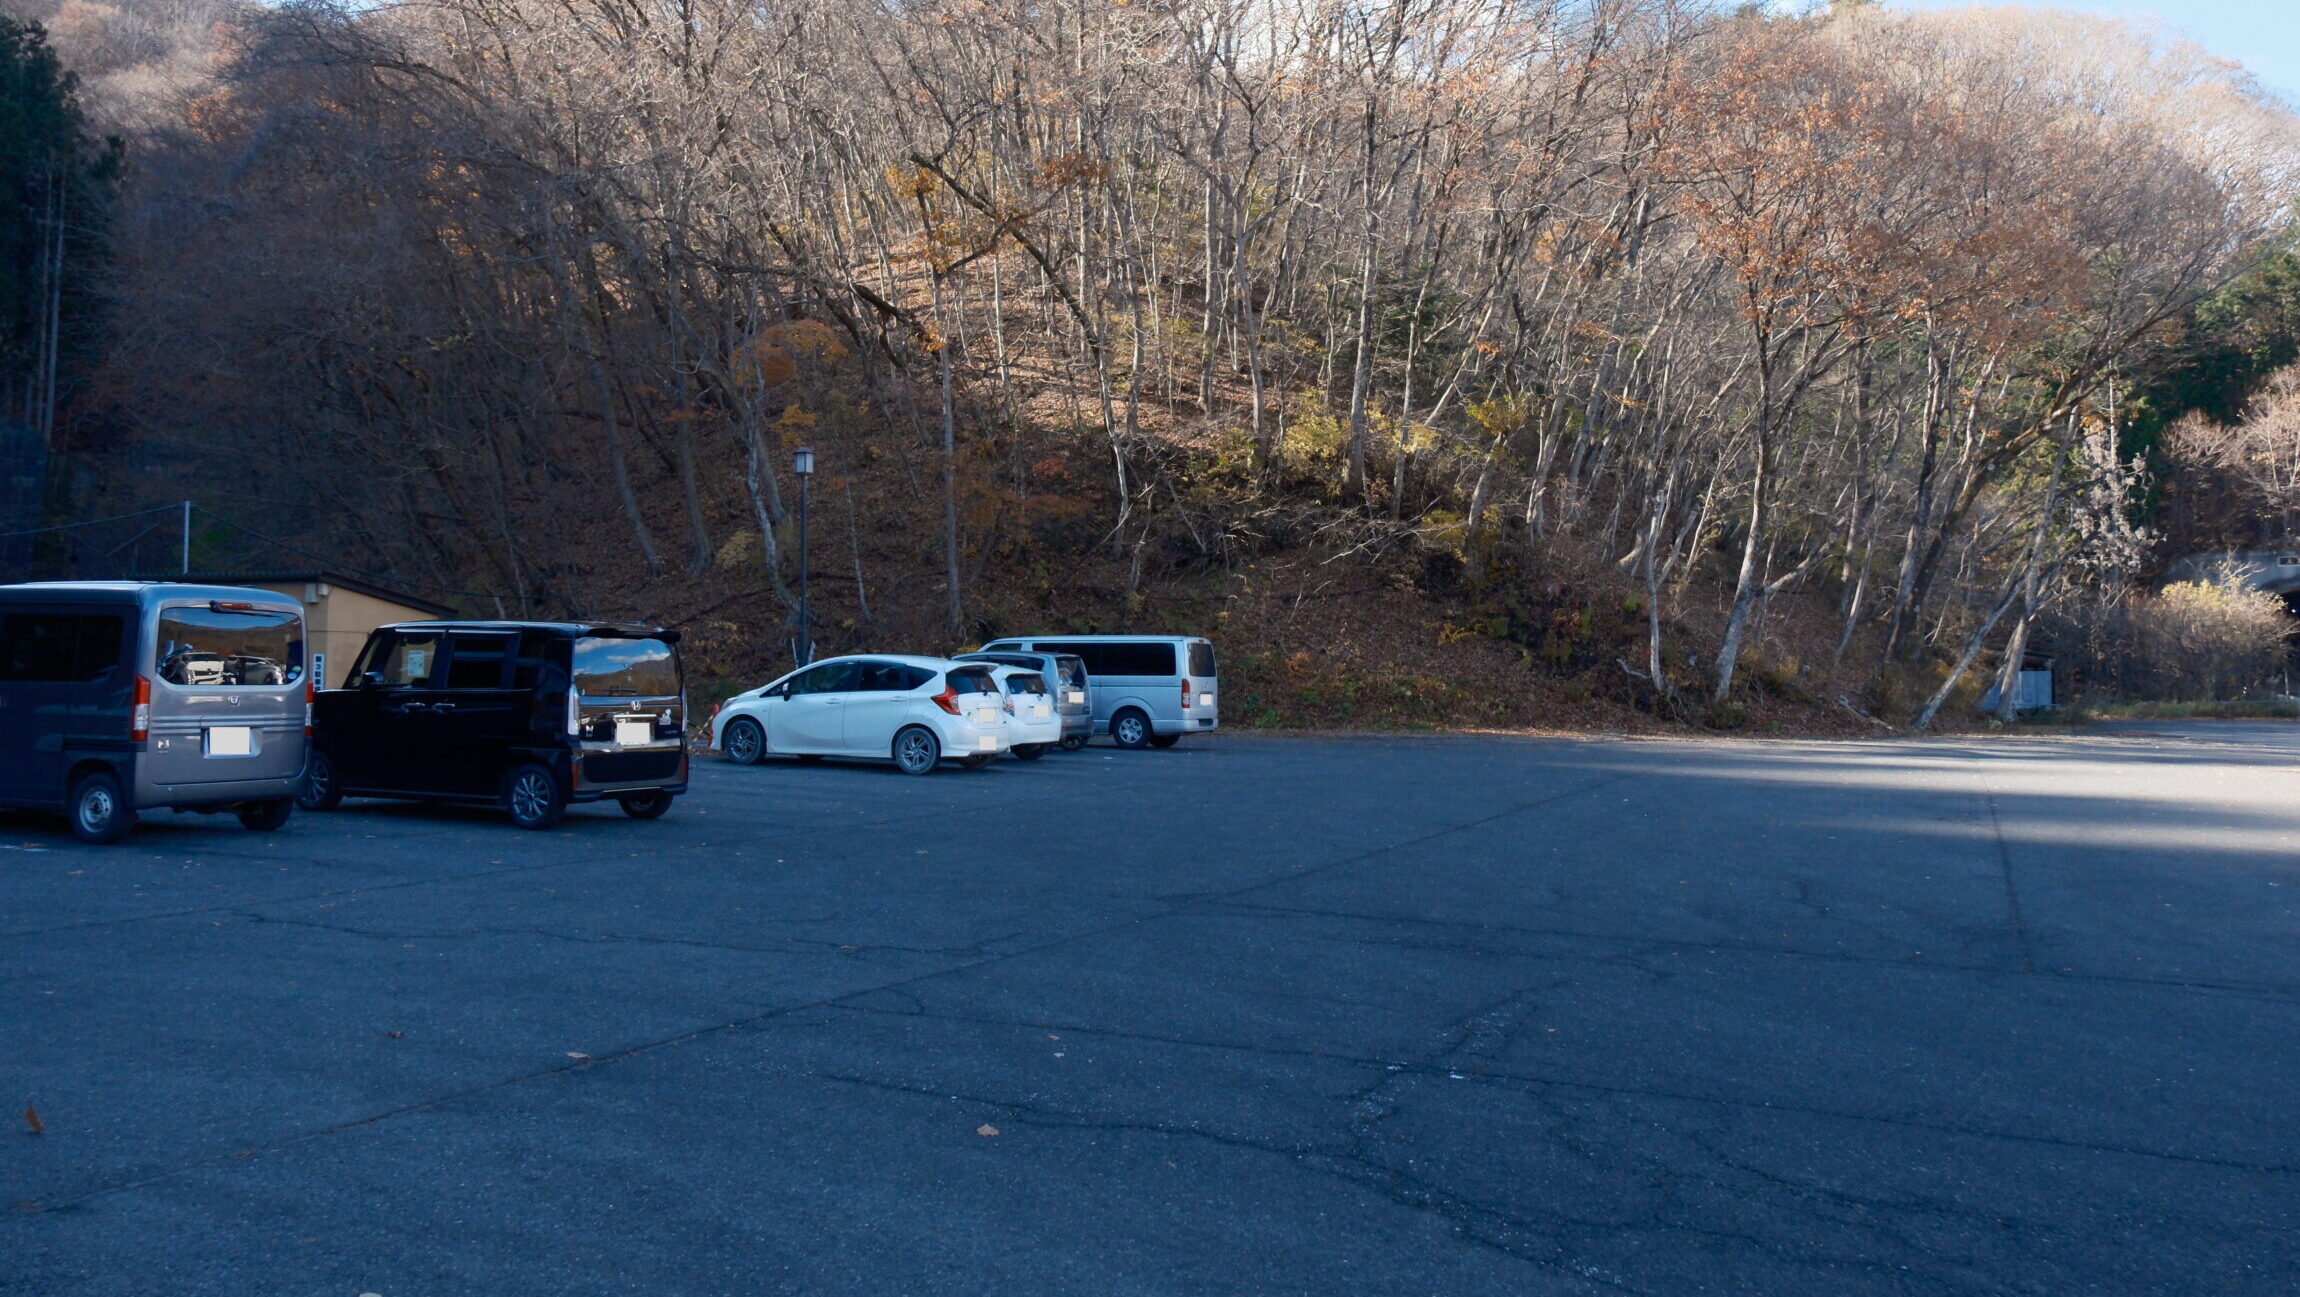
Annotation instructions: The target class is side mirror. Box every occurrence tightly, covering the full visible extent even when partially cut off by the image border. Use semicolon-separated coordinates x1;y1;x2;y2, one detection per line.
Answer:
360;671;387;689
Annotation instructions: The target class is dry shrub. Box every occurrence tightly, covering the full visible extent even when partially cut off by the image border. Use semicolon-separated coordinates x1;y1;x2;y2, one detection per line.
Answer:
2062;580;2291;701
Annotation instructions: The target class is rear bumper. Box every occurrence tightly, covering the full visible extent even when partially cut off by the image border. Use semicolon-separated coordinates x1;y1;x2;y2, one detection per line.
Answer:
572;746;688;798
138;772;308;811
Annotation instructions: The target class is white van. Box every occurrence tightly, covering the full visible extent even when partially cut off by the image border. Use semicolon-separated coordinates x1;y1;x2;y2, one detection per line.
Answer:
976;635;1217;749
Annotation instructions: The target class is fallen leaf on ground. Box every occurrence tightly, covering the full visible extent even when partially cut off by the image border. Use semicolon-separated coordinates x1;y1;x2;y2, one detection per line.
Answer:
23;1105;42;1135
976;1124;1000;1137
386;1031;406;1040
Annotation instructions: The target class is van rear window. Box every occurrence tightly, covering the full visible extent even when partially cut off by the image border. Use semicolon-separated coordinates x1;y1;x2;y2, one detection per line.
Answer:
1189;642;1216;677
157;606;302;686
574;637;680;697
1003;672;1048;695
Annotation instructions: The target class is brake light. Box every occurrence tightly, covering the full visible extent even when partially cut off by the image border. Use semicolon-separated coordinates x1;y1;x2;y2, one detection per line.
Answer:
303;676;314;736
567;688;582;736
131;676;151;743
1181;679;1192;710
931;684;961;715
1003;698;1015;714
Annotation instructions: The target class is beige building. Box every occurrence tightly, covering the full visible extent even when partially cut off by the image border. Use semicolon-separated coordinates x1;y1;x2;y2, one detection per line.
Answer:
182;571;454;689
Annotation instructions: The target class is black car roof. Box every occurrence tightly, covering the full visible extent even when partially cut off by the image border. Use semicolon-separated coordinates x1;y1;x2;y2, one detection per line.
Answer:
375;620;679;642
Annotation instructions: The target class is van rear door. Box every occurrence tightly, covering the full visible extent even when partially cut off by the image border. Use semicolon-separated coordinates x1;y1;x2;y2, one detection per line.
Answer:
146;600;308;795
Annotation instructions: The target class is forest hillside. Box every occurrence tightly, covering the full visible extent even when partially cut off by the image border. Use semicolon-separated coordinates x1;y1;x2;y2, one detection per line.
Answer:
6;0;2300;730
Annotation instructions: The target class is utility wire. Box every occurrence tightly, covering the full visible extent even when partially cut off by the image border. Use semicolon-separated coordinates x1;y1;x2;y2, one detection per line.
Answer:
0;503;178;541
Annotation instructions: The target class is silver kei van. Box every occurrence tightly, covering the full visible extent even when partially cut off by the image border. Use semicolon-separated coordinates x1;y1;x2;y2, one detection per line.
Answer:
975;635;1217;749
0;582;310;843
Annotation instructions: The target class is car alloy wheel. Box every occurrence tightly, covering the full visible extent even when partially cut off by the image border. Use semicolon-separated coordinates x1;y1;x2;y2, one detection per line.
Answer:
893;726;940;775
722;718;765;766
297;749;343;811
505;764;565;830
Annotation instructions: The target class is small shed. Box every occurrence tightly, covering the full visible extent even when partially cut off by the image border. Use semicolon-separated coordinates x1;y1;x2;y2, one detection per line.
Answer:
172;572;454;689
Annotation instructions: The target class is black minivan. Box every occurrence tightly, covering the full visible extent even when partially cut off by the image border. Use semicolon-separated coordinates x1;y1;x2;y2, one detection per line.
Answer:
300;621;687;829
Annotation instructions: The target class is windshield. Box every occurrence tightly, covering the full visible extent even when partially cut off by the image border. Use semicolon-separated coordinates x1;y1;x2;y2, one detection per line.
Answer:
157;605;303;687
574;636;680;697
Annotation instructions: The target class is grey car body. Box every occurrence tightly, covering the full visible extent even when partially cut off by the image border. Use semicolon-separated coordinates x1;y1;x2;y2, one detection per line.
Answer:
951;651;1091;744
975;635;1217;747
0;581;310;841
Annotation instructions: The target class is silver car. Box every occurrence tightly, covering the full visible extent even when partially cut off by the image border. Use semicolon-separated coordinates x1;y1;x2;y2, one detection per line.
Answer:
0;582;310;843
973;635;1216;749
953;650;1091;750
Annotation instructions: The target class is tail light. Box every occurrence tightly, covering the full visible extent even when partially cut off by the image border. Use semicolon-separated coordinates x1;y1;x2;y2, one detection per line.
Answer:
931;684;961;715
303;676;314;736
1003;698;1016;715
131;676;152;743
567;689;582;736
1181;679;1192;710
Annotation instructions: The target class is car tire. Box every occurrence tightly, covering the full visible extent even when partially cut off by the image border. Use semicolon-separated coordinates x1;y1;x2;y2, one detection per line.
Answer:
237;799;293;831
1149;734;1180;749
67;769;134;845
893;726;940;775
503;763;566;830
618;790;675;820
1012;743;1046;761
297;748;344;811
721;717;766;766
1058;735;1088;752
959;753;995;770
1110;708;1153;750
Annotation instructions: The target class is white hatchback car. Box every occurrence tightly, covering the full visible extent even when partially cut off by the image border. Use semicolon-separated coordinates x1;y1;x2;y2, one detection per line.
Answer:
991;665;1062;760
714;656;1009;774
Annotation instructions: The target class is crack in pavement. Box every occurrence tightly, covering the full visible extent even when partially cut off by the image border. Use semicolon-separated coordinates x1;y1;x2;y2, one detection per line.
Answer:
14;772;1633;1215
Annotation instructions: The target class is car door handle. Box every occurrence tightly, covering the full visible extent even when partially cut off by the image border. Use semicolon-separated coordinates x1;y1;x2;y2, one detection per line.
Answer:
429;702;456;714
393;701;428;714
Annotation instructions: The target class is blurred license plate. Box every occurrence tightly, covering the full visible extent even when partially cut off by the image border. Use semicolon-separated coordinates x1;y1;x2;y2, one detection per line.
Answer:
1032;704;1049;719
615;719;653;745
1066;691;1085;705
973;708;997;724
977;735;998;751
207;726;251;756
1198;693;1214;707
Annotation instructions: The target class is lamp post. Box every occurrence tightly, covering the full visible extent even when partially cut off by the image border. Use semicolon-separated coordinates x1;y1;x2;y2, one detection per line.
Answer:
793;446;814;666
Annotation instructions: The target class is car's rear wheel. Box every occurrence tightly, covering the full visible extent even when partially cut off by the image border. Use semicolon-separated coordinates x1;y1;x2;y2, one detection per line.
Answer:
1058;734;1088;752
893;726;940;775
721;717;765;766
237;799;293;831
959;753;994;770
618;790;674;819
1149;734;1180;749
68;770;133;845
1012;743;1046;761
1110;708;1152;750
504;763;566;830
296;748;343;811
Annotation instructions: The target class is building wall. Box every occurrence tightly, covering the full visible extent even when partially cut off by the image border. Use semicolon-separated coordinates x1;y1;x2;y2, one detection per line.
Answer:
233;581;445;689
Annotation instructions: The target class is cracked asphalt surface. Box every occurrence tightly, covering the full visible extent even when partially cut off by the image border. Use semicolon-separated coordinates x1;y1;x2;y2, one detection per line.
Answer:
4;723;2298;1295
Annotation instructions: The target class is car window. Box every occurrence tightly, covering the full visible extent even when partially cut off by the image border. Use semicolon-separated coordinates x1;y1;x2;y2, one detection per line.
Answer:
788;661;859;695
1064;641;1175;677
854;661;930;692
157;605;304;686
1189;641;1216;677
574;636;680;698
375;632;445;687
1003;672;1048;695
0;613;121;683
946;666;998;695
446;632;515;689
1056;656;1085;688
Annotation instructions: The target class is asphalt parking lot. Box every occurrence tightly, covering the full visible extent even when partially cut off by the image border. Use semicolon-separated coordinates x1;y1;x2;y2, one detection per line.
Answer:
5;724;2299;1295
